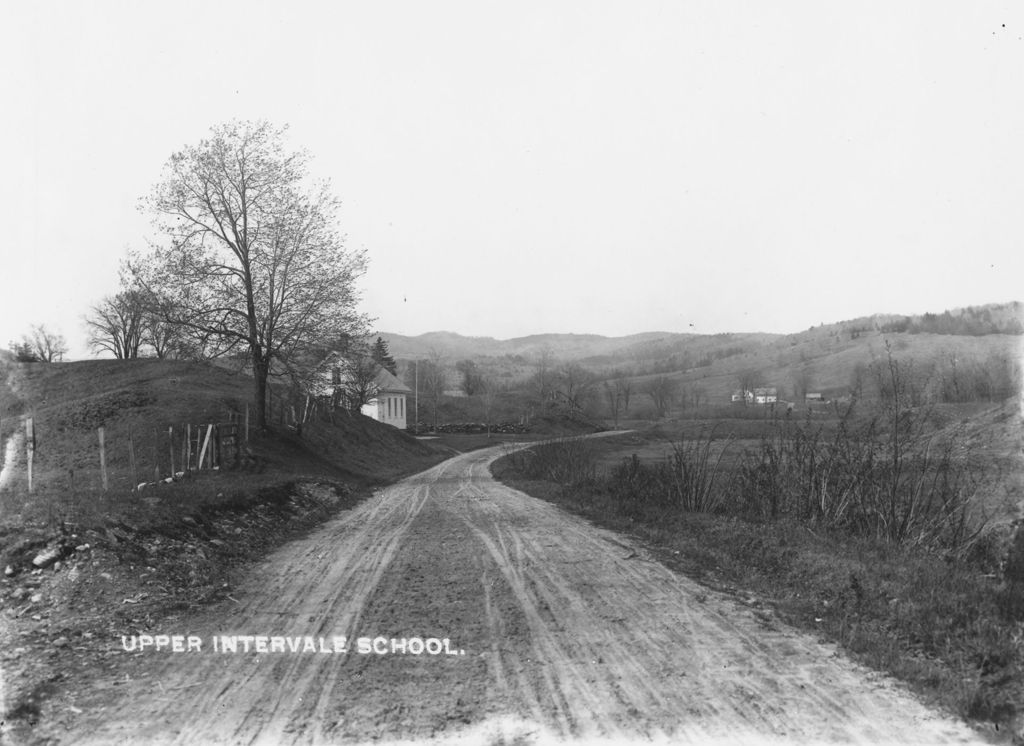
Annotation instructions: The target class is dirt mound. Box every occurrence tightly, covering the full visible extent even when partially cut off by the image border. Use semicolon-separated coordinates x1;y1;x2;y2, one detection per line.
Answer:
0;358;444;506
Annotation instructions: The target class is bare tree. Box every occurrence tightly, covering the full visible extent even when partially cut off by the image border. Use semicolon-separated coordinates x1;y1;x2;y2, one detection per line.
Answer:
456;359;484;396
870;342;932;409
531;346;557;409
338;351;380;412
22;325;68;362
417;352;447;430
849;361;868;401
555;362;595;418
132;120;368;430
143;313;186;359
480;376;499;437
137;291;200;359
736;368;761;406
643;376;676;419
617;377;632;415
603;379;624;428
85;291;145;359
793;365;815;403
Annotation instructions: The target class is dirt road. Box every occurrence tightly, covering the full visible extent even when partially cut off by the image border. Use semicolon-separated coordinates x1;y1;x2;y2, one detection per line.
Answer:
37;444;985;745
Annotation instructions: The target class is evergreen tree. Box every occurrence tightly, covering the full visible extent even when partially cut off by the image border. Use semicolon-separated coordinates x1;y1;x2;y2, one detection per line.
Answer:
372;336;397;376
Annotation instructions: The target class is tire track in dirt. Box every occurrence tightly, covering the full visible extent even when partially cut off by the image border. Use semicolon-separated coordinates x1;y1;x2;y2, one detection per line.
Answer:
64;464;442;744
447;447;985;745
48;444;985;745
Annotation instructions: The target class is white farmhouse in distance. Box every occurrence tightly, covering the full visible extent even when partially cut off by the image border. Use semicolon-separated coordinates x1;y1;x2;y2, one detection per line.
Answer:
731;387;778;405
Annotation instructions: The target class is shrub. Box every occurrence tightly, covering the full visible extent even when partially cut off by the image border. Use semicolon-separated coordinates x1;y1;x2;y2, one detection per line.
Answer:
736;405;980;553
606;428;732;514
507;437;597;488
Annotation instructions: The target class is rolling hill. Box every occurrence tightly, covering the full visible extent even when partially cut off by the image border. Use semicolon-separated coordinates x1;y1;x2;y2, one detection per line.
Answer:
0;358;443;524
378;302;1023;409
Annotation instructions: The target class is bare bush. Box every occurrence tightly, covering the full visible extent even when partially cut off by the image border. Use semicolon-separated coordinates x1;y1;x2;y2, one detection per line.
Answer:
738;396;981;553
665;428;732;512
509;437;597;488
607;429;732;514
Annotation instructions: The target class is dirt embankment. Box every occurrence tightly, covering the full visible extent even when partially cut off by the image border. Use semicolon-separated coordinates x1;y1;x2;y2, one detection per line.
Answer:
1;479;367;741
10;445;991;745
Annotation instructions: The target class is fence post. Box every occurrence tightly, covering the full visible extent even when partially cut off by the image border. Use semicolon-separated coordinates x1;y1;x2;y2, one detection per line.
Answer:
97;426;108;492
152;429;160;481
25;418;34;493
198;424;213;469
186;424;192;472
168;426;175;477
128;428;138;489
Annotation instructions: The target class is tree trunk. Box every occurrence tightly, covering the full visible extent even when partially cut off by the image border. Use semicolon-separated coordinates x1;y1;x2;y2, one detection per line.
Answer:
253;357;269;431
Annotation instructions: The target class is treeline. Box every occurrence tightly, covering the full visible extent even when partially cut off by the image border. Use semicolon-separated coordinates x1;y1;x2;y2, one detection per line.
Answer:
847;348;1021;405
590;344;748;379
871;305;1024;336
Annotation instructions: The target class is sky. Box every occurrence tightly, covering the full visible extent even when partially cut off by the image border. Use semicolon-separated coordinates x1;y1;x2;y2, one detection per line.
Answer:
2;1;1022;359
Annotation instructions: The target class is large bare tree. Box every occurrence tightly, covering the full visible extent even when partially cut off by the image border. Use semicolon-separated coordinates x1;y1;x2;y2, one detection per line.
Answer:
84;291;145;359
133;121;368;429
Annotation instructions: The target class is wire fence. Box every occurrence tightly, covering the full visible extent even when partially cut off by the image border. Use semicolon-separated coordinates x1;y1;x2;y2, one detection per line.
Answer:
0;411;252;496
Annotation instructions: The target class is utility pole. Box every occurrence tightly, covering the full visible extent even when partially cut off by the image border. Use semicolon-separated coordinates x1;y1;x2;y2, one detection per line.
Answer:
414;359;419;430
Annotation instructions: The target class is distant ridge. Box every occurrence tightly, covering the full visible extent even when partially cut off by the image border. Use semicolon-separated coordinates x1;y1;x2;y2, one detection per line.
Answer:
377;302;1022;362
376;330;698;361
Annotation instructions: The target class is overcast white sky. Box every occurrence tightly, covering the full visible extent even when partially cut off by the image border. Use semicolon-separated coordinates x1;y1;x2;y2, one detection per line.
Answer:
2;1;1022;358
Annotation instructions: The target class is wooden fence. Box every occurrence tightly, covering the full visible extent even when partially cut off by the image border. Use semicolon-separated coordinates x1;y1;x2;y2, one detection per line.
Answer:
1;392;343;495
2;413;250;494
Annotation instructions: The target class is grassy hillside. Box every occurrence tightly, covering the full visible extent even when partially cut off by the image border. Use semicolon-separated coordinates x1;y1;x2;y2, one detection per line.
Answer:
627;328;1022;409
381;302;1021;385
0;357;444;528
378;303;1022;423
